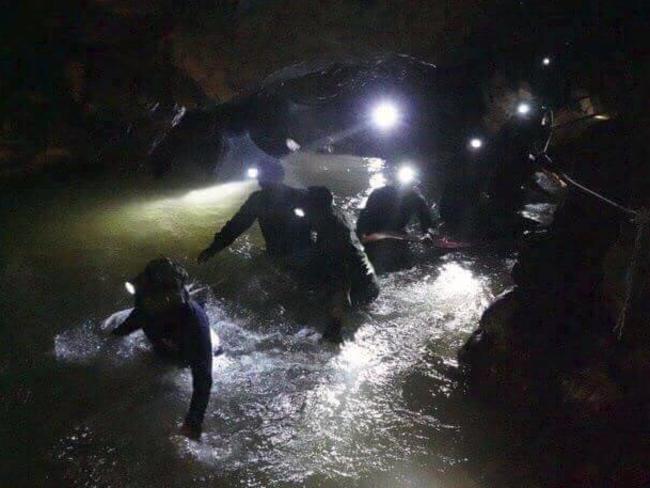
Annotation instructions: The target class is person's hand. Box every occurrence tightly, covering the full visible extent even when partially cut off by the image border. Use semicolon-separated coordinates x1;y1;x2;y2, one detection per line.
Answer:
180;421;202;441
197;248;214;264
420;231;436;247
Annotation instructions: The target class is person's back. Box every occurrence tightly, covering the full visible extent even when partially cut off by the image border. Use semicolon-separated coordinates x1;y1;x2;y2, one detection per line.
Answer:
356;184;435;273
112;258;213;440
198;163;312;262
357;185;434;237
135;299;211;362
252;184;312;256
307;187;379;307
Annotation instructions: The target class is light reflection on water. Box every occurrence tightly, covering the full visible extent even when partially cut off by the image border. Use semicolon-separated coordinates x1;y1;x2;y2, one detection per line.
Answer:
183;182;254;205
4;153;512;487
53;260;498;486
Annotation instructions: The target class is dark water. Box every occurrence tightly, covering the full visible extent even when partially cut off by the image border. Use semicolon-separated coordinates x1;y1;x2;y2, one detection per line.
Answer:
1;153;516;487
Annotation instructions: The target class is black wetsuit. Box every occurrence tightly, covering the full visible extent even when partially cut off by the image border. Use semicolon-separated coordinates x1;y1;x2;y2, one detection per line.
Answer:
112;299;213;432
314;208;379;305
208;184;312;257
357;185;434;237
357;186;434;271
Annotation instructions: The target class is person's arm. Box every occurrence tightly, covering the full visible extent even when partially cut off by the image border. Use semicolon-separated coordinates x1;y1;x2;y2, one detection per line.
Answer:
410;190;435;235
344;234;380;306
356;207;371;238
343;222;376;287
198;192;260;262
111;307;147;336
356;187;386;239
181;306;213;439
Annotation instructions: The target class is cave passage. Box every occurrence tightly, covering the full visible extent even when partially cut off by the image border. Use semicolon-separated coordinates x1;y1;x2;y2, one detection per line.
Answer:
1;152;517;487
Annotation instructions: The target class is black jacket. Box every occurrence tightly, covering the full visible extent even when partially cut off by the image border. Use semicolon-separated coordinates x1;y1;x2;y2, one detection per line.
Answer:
356;185;434;237
112;299;213;430
209;184;312;257
314;208;379;305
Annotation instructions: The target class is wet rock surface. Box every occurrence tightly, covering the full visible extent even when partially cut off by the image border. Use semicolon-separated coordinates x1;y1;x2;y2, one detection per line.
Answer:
459;116;650;486
5;0;637;180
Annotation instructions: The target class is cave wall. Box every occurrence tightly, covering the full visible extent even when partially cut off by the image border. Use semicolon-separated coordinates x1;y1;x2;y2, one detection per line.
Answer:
1;0;645;177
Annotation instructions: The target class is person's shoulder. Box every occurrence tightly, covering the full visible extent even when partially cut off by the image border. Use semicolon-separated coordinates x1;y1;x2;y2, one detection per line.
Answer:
370;185;396;197
331;208;353;228
369;185;399;204
186;300;210;327
405;186;426;200
248;189;263;199
244;189;265;206
277;183;307;197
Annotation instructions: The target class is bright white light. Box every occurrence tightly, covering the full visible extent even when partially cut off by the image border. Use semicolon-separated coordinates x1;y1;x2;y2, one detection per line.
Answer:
369;172;387;189
517;103;531;115
365;157;385;172
183;181;251;204
595;114;610;120
246;167;259;179
124;281;136;295
469;138;483;149
337;340;374;370
372;101;399;130
397;165;416;185
542;57;551;66
293;208;305;218
432;262;482;298
286;138;301;152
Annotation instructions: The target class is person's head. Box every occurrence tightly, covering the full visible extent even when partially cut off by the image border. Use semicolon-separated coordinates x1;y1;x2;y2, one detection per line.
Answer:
128;258;190;315
306;186;334;222
257;161;285;189
392;163;420;188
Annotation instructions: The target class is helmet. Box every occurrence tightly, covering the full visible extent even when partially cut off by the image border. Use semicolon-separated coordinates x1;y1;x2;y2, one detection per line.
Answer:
127;258;190;312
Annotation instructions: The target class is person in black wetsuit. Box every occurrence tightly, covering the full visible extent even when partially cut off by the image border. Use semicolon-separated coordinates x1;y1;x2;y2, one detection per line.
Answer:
305;186;380;341
439;107;553;239
356;182;436;272
112;258;213;440
197;163;312;264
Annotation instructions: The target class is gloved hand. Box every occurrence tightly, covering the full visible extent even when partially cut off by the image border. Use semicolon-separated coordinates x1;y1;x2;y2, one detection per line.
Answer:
420;229;436;246
197;247;214;264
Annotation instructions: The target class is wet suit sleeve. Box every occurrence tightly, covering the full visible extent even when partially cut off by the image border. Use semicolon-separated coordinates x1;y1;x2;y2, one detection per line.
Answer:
356;190;381;237
410;190;435;234
183;303;213;432
356;207;370;237
208;191;261;254
340;217;379;304
111;307;148;336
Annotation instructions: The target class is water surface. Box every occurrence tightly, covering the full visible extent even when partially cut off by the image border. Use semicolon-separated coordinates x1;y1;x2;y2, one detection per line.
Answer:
1;153;514;487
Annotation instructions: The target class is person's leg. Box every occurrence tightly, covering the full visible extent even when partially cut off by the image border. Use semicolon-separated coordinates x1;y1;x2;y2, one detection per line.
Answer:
322;286;350;342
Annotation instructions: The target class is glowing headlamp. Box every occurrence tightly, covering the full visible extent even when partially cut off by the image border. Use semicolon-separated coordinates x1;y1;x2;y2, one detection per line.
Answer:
517;103;532;116
125;281;136;295
469;138;483;150
286;138;301;152
372;101;400;130
246;167;259;179
397;165;417;185
293;208;305;218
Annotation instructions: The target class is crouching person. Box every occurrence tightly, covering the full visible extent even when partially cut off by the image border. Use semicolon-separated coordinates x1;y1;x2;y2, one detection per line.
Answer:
112;258;213;440
305;186;380;342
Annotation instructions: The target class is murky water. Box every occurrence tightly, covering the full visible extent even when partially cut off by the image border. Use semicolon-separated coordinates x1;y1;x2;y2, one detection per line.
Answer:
1;153;514;487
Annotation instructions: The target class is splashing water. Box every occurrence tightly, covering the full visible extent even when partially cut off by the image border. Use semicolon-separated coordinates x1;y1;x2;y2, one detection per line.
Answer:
2;153;512;487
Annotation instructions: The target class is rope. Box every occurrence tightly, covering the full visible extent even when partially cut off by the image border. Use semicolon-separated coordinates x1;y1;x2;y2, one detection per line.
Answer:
613;208;650;339
551;169;646;340
560;172;637;217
